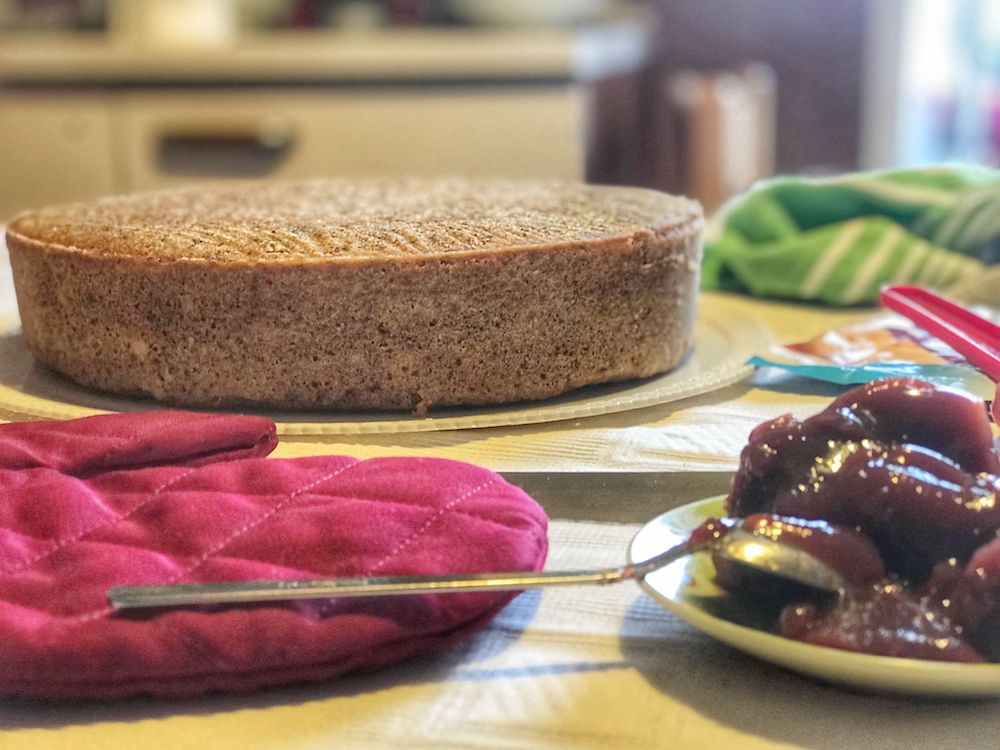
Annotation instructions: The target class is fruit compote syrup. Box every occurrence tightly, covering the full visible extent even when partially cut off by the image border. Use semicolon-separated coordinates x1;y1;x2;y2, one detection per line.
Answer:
713;378;999;662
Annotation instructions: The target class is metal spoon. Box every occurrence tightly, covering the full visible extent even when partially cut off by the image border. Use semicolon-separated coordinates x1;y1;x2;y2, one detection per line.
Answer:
107;529;847;611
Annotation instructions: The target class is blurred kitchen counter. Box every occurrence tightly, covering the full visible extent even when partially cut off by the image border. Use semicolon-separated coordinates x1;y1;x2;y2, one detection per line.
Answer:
0;21;651;83
0;21;652;220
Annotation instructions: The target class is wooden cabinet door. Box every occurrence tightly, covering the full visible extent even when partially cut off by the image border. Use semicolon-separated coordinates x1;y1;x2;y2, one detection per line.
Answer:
0;93;117;219
117;86;586;191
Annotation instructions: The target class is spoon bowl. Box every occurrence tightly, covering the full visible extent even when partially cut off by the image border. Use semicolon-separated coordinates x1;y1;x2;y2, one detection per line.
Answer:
714;531;848;594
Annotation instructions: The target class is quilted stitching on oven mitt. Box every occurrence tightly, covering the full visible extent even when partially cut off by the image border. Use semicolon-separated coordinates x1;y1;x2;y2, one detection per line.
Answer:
0;412;548;699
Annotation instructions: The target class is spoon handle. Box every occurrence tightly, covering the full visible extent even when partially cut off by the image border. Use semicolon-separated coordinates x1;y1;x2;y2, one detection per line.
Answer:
108;539;698;611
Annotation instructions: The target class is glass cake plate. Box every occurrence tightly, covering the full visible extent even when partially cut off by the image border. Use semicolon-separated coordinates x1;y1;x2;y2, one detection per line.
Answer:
0;294;769;436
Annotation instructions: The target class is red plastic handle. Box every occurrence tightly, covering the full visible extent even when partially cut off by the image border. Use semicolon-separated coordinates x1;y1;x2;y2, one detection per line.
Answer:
880;285;1000;383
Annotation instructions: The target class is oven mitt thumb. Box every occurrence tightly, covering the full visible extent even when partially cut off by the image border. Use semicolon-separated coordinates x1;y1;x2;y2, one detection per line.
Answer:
0;412;548;699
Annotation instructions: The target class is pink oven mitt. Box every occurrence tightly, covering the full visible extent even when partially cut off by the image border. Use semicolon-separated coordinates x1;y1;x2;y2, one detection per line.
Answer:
0;412;548;699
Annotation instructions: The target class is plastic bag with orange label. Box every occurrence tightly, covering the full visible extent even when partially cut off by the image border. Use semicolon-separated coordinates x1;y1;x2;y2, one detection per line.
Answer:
751;314;997;402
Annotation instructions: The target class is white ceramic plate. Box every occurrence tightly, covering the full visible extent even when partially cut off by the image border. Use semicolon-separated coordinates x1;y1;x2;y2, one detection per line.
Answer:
629;496;1000;698
0;295;769;436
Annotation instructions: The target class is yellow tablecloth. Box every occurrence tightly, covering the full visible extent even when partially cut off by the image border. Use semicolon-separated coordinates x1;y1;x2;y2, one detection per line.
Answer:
4;519;996;750
1;241;996;749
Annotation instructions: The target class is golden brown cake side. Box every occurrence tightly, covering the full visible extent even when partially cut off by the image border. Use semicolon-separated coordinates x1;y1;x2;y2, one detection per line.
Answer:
6;221;702;412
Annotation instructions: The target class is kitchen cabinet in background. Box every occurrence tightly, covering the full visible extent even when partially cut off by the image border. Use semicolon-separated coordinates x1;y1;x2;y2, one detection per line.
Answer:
0;93;118;217
0;21;650;219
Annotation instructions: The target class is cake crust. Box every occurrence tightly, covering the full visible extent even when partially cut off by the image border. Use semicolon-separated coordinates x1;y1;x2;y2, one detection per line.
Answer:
6;178;702;412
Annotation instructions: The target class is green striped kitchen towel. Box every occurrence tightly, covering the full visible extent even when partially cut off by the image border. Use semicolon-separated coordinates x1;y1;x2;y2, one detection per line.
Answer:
702;166;1000;306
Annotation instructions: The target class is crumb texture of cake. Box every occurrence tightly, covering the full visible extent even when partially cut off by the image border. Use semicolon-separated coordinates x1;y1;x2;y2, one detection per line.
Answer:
6;178;703;411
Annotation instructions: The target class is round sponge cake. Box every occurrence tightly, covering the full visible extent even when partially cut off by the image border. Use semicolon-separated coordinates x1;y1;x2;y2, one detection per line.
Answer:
6;178;703;412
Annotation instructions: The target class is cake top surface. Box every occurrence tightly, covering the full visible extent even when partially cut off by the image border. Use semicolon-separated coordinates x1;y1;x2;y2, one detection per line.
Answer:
7;178;701;264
